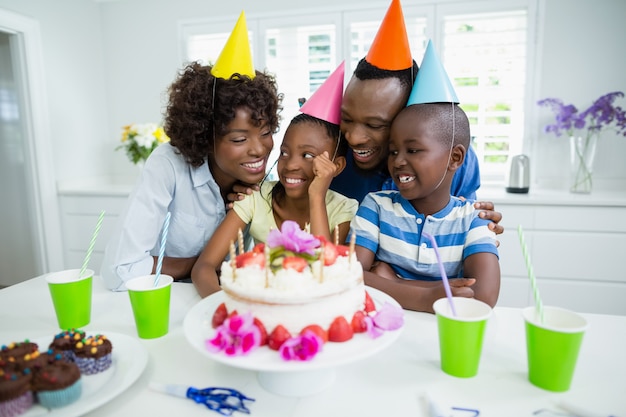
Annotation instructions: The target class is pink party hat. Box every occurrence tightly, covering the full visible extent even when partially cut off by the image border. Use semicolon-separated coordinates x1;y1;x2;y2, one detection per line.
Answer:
299;61;345;125
407;40;459;105
365;0;412;71
210;11;255;79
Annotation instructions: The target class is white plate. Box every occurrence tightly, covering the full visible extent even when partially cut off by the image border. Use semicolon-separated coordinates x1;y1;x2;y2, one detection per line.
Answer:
183;286;404;373
19;331;148;417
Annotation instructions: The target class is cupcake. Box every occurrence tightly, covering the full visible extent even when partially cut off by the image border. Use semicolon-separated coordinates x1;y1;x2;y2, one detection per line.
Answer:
0;341;44;374
48;329;85;363
32;361;81;409
73;335;112;375
0;368;34;417
13;350;48;374
0;341;38;368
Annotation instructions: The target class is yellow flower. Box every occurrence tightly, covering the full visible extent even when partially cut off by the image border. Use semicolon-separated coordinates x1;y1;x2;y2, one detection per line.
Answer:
117;122;169;165
120;124;132;142
154;126;170;144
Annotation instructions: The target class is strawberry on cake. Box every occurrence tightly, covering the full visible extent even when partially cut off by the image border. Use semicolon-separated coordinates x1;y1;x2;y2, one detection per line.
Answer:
207;221;403;360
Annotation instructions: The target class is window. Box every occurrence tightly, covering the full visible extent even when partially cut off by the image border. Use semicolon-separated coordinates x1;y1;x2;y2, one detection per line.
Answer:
442;9;529;179
180;0;536;183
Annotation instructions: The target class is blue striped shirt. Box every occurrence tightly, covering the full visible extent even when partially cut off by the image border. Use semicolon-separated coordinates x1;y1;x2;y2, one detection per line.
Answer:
350;191;498;281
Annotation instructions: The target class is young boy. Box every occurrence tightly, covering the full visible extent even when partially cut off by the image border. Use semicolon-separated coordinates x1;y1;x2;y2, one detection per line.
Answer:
350;43;500;313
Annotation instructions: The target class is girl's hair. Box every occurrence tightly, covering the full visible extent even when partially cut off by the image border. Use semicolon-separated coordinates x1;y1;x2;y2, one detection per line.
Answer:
163;61;283;167
353;57;419;92
269;113;345;206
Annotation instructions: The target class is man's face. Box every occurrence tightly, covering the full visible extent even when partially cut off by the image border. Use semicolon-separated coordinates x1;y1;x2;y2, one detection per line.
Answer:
340;76;409;171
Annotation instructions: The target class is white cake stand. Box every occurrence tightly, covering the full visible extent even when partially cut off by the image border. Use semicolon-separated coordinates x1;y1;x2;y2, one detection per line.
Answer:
183;287;403;397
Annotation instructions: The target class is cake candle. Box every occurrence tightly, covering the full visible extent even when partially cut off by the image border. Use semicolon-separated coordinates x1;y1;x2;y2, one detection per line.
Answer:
334;225;339;246
319;243;325;283
264;243;270;288
349;232;356;265
237;229;244;255
229;240;237;280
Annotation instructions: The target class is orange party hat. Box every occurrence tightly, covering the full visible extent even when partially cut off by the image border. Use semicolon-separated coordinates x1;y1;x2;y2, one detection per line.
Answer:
299;61;345;125
365;0;412;71
406;40;459;105
210;11;255;79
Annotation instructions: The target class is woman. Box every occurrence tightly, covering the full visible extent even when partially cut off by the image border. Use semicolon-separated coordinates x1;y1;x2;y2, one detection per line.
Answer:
101;59;282;290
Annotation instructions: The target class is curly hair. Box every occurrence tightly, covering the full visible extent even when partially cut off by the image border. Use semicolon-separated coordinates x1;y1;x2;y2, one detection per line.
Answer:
353;57;419;93
163;62;283;167
270;113;347;206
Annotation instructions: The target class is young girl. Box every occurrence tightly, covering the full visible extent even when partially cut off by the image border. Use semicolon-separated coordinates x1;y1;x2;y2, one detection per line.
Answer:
191;112;358;297
101;13;283;290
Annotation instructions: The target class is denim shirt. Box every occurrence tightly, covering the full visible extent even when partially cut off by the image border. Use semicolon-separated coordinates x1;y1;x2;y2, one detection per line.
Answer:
101;144;225;291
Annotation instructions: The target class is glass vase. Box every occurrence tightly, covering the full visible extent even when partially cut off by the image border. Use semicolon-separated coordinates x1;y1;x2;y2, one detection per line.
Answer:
569;134;597;194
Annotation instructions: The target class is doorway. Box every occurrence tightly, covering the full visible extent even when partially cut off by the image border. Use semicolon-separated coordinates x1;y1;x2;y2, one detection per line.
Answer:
0;31;39;286
0;9;64;286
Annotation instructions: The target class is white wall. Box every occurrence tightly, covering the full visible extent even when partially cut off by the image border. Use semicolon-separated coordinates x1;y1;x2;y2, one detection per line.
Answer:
0;0;110;182
531;0;626;190
0;0;625;190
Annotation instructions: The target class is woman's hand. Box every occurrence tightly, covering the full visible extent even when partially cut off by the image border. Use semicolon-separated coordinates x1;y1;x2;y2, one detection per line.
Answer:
225;183;260;210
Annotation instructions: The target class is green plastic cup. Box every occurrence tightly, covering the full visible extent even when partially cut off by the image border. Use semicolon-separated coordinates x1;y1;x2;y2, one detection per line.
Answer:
46;269;93;329
126;274;173;339
433;297;492;378
523;306;587;392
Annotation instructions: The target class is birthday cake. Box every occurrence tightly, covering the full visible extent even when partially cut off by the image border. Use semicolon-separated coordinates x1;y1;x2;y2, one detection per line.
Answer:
207;221;402;360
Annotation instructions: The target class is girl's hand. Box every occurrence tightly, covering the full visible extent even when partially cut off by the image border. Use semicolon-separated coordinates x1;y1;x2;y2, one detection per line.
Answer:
309;151;337;198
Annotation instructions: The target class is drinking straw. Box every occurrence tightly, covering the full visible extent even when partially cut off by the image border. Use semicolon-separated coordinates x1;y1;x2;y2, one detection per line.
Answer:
517;224;544;323
422;233;456;316
79;210;105;278
154;211;171;287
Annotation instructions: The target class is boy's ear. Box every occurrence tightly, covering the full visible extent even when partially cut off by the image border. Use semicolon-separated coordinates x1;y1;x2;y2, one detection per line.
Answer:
449;144;466;171
333;155;347;176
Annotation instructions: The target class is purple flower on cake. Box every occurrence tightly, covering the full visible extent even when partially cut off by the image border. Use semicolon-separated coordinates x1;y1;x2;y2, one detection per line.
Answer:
267;221;320;255
206;312;261;356
279;331;323;361
365;302;404;339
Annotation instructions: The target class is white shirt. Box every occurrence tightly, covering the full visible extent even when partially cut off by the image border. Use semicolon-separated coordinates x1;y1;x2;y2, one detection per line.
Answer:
101;143;226;291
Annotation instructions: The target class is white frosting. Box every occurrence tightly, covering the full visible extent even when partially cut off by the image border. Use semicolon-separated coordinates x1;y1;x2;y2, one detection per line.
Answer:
220;254;365;335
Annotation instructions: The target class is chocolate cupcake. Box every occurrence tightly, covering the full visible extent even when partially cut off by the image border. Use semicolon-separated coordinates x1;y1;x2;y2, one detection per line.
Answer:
73;335;112;375
49;329;85;363
32;361;81;409
0;368;34;417
0;341;41;372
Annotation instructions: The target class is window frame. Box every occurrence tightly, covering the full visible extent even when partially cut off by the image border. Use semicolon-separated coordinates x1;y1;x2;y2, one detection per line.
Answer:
178;0;539;185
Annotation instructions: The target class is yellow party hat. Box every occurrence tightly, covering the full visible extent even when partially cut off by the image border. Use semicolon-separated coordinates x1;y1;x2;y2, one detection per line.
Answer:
210;11;255;79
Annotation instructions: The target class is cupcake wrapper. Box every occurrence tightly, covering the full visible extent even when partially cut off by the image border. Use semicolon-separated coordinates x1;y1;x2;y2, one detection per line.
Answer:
0;391;34;417
74;353;112;375
37;379;81;409
61;350;75;363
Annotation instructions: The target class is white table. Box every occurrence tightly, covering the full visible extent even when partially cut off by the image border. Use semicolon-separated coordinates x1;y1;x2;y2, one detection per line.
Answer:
0;276;624;417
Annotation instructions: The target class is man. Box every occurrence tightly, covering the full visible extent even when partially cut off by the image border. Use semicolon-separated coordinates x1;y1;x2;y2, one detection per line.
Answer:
332;0;503;311
331;0;501;233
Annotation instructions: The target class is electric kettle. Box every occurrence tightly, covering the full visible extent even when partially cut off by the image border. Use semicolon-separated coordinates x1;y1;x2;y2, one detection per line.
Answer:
506;154;530;193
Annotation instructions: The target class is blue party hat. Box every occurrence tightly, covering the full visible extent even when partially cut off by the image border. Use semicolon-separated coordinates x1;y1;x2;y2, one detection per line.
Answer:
406;40;459;105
